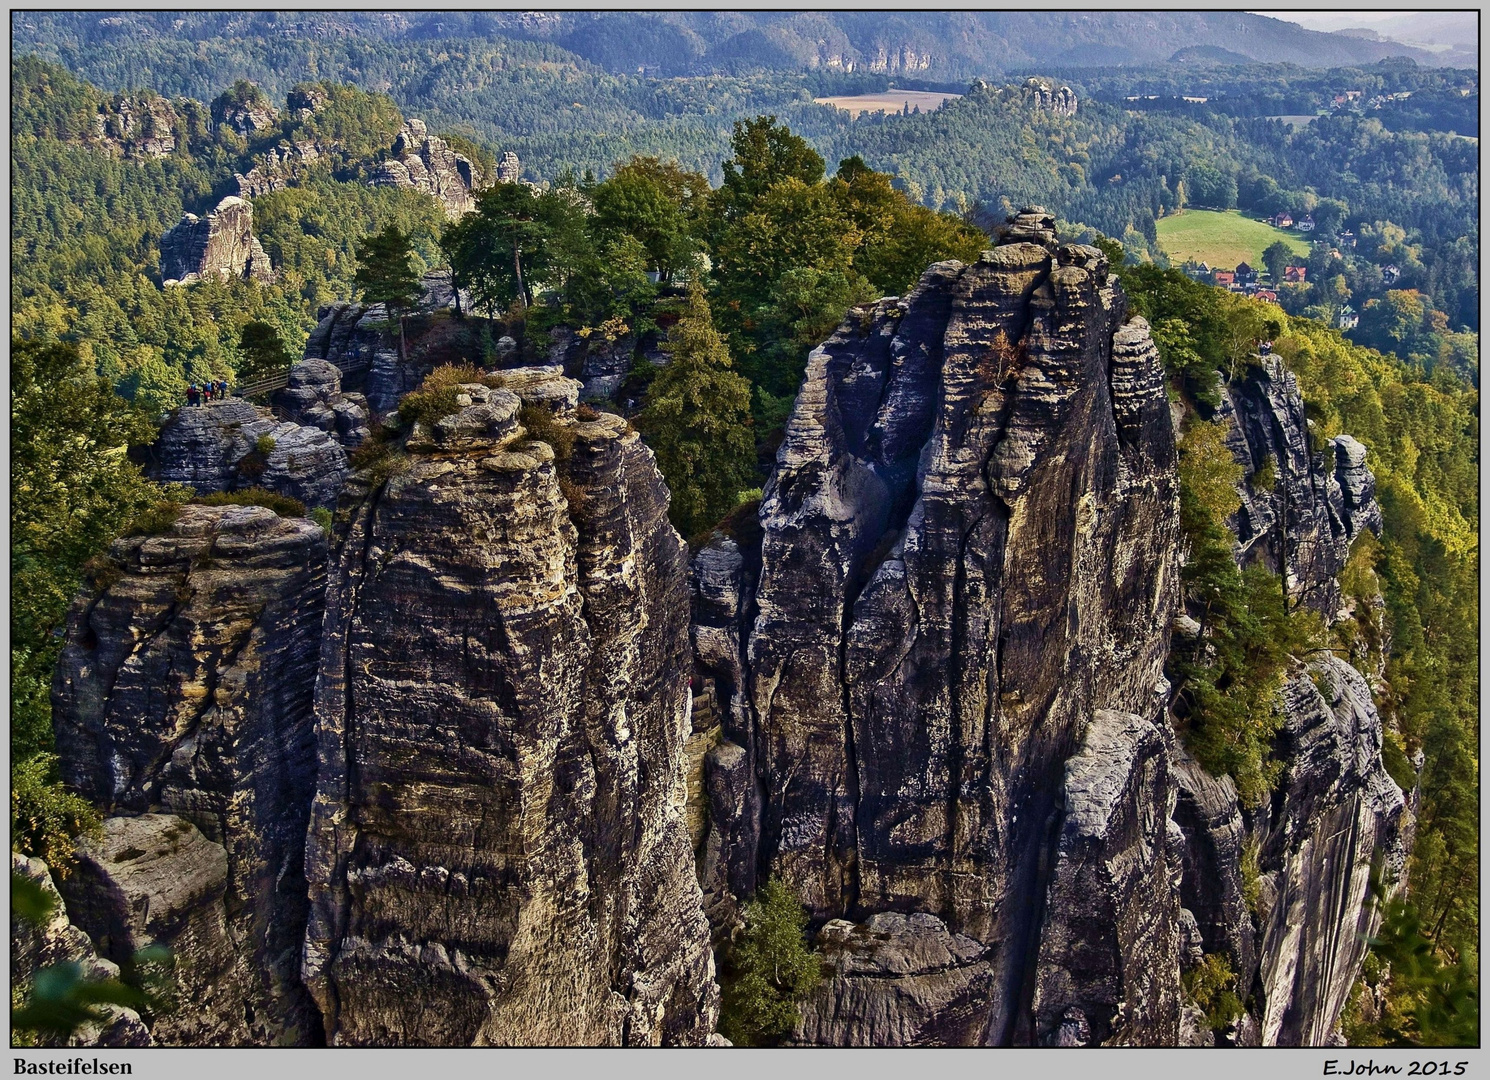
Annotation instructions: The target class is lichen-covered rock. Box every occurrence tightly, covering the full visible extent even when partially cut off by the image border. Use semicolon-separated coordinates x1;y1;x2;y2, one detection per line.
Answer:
272;359;372;448
368;119;486;217
11;852;153;1048
1216;357;1380;618
302;369;718;1046
303;303;416;418
160;196;274;285
794;912;994;1046
51;504;329;1045
1255;656;1408;1046
91;92;182;158
1031;711;1182;1046
693;212;1183;1044
148;400;349;510
59;815;248;1046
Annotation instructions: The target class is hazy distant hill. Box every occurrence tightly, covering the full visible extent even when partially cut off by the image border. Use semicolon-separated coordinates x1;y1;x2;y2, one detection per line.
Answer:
13;9;1447;83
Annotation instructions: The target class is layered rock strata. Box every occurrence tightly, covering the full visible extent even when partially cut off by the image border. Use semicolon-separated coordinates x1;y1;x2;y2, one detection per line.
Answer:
149;399;349;511
694;210;1185;1044
161;196;274;285
302;368;718;1045
51;504;329;1045
11;851;153;1048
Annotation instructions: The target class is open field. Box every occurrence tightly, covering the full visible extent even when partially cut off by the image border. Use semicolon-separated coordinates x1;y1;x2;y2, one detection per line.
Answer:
1156;209;1311;270
814;90;961;117
1265;114;1323;130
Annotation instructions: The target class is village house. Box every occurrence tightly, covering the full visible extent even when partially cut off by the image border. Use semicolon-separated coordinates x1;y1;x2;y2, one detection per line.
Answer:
1212;269;1236;288
1272;211;1295;229
1337;305;1359;329
1340;230;1356;249
1298;214;1315;232
1284;266;1307;283
1256;289;1279;302
1382;264;1401;285
1235;261;1258;285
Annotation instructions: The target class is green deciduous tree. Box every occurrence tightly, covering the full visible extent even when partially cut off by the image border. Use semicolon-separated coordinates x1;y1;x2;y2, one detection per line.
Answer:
236;320;293;387
717;878;820;1047
637;282;756;537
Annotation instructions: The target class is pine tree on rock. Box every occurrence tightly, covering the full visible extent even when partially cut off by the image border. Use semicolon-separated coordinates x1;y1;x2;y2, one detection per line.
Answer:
354;225;422;360
639;281;756;538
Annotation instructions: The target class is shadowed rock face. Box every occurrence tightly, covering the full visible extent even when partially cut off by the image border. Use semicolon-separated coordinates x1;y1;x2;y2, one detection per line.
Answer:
695;214;1184;1045
302;369;718;1046
51;505;329;1045
160;196;274;285
273;360;372;448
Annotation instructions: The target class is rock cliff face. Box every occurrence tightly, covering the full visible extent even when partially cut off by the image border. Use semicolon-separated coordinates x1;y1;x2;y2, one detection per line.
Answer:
51;504;329;1045
1216;356;1381;618
148;399;349;511
90;92;186;158
301;304;408;417
160;196;275;286
694;211;1185;1044
369;119;486;217
302;368;718;1045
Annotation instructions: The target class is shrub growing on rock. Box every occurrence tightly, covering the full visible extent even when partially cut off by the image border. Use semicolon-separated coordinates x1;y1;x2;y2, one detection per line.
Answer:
717;878;819;1047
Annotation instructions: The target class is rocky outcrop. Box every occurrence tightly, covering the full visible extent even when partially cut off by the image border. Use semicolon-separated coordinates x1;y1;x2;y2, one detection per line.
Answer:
12;851;153;1048
302;367;718;1045
160;196;274;285
148;399;349;511
302;303;409;417
235;141;328;200
795;912;994;1046
369;119;486;217
59;815;249;1046
91;92;183;158
51;503;329;1046
1216;356;1381;618
211;89;277;138
547;326;639;402
1255;656;1408;1046
694;209;1184;1044
272;360;372;448
1024;77;1078;116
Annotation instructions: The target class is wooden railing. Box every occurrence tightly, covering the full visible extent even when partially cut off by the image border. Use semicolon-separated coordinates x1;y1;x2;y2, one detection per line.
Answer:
236;352;373;400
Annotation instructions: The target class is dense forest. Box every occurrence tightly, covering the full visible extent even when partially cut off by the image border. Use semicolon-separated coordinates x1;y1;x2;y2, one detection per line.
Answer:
9;43;1478;1047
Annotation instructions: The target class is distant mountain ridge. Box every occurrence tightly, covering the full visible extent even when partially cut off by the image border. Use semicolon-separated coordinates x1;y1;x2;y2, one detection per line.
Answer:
13;9;1453;81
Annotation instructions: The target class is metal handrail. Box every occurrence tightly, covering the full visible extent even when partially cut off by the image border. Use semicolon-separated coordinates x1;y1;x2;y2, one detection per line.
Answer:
235;353;373;400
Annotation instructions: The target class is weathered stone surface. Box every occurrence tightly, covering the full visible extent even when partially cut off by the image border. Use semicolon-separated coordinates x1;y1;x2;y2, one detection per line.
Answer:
1171;750;1256;985
546;325;638;401
59;815;248;1045
161;196;274;285
794;912;994;1046
1255;656;1408;1046
302;368;718;1046
694;213;1183;1044
303;303;422;418
368;119;486;217
1031;711;1182;1046
52;504;329;1045
91;92;183;158
11;852;153;1048
148;400;349;511
272;359;372;448
1216;357;1380;618
212;91;277;137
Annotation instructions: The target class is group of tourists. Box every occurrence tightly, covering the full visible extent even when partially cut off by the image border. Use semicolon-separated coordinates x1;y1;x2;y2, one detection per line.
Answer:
187;380;230;406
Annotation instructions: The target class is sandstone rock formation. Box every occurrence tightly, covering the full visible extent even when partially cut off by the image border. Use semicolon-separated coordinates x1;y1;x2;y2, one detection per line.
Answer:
90;92;183;158
693;210;1185;1044
12;851;153;1048
369;119;486;217
59;815;250;1045
1216;356;1381;618
272;359;373;448
1024;77;1078;116
51;504;329;1045
160;196;275;285
302;303;409;417
211;88;277;138
148;399;349;511
302;367;718;1045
